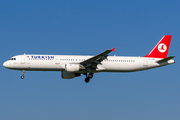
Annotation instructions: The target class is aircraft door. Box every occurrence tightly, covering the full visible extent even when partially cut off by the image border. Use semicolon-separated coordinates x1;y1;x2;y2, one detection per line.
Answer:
55;56;60;64
143;58;148;66
21;54;26;64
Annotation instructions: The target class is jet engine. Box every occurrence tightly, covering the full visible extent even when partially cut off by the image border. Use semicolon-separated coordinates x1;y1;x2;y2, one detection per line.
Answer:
65;64;80;72
61;71;81;79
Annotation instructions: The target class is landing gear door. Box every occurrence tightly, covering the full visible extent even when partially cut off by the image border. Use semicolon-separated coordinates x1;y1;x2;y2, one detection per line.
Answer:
143;58;148;66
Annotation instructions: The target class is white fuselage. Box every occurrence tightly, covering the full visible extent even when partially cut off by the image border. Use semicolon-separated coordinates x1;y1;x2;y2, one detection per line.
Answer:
3;54;175;73
3;35;175;82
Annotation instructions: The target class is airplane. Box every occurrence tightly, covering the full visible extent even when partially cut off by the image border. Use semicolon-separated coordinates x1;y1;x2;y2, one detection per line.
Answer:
3;35;175;83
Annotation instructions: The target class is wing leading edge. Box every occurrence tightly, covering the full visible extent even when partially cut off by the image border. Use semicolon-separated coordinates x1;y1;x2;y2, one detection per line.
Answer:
80;48;115;68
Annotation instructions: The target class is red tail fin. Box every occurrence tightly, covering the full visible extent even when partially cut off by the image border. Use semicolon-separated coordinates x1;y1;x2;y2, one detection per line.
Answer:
144;35;172;58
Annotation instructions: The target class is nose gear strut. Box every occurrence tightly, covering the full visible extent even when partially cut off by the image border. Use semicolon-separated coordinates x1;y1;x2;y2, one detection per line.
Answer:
21;70;25;79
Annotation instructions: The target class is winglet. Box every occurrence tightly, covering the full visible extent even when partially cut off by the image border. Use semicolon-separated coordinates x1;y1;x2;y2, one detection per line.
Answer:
111;48;115;52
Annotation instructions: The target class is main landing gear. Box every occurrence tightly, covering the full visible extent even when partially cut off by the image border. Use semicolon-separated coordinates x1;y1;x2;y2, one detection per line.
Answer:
21;70;25;79
84;73;93;83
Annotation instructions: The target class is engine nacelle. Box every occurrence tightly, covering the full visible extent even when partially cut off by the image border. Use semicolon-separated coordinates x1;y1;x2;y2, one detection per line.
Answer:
65;64;80;72
61;71;81;79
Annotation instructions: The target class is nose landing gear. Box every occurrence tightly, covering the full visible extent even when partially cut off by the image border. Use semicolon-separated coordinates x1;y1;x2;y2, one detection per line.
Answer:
21;70;25;79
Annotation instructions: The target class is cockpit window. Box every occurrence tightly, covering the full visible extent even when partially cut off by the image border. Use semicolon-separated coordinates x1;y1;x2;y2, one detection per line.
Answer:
10;58;16;60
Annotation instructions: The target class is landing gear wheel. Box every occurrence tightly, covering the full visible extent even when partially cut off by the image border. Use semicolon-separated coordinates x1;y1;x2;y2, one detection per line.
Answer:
85;78;90;83
88;73;93;79
21;75;24;79
83;73;94;83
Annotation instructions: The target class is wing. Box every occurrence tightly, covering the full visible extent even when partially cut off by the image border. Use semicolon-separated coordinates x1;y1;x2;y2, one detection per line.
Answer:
80;48;115;69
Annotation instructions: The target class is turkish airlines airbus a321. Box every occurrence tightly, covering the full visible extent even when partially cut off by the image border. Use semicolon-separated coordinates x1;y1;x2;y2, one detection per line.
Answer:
3;35;175;83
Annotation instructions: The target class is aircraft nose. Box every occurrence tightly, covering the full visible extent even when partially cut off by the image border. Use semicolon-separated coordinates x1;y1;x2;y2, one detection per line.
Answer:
3;61;9;68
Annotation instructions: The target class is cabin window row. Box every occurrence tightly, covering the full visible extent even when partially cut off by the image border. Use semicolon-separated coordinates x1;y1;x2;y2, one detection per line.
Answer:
29;58;54;60
59;59;135;62
105;60;135;62
28;58;135;62
60;59;85;61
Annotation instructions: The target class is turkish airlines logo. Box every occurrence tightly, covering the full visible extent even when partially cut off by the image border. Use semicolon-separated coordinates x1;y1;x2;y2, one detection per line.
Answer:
158;43;167;53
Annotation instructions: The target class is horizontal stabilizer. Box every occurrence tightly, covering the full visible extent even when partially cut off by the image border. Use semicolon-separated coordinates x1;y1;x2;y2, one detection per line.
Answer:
157;56;175;63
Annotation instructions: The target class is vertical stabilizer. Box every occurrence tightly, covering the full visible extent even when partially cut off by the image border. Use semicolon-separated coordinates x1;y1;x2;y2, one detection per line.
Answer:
144;35;172;58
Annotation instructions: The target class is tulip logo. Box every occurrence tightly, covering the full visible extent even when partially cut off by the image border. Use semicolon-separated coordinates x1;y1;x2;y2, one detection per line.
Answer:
158;43;167;53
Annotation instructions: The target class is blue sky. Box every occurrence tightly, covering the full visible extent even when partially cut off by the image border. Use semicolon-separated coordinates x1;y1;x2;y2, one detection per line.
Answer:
0;0;180;120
